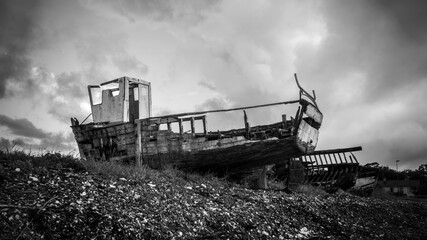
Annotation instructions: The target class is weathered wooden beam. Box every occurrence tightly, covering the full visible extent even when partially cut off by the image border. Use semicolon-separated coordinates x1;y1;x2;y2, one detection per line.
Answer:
244;110;250;139
202;117;207;136
303;146;362;156
148;82;152;117
181;115;206;122
147;100;301;120
327;153;334;164
171;137;302;173
306;163;359;168
138;83;146;119
99;79;120;86
123;78;130;122
179;118;183;134
190;117;195;134
257;166;268;190
135;120;142;167
149;115;206;125
127;77;151;86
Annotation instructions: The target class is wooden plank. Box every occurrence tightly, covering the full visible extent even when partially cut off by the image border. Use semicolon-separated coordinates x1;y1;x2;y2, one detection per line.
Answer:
304;104;323;125
148;82;152;117
244;110;250;139
177;138;303;173
181;115;206;122
123;77;130;122
147;100;300;120
138;83;145;119
127;77;151;85
100;78;120;86
202;117;207;135
135;120;142;167
303;146;362;156
149;115;206;125
190;117;195;133
179;118;183;134
337;152;345;164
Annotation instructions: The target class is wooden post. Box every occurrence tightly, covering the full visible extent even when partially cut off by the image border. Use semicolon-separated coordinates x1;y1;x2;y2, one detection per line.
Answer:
202;116;207;136
135;120;142;167
190;117;195;134
282;114;287;129
123;77;130;122
167;122;172;131
87;86;95;110
179;118;183;134
148;82;152;117
257;166;268;190
138;83;146;119
244;110;250;139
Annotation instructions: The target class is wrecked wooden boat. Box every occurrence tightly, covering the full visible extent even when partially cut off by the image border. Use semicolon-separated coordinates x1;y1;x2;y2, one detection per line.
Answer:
71;74;323;174
280;146;379;194
300;146;362;187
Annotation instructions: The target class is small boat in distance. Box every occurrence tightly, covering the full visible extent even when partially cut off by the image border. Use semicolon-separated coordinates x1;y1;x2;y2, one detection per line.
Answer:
71;74;323;174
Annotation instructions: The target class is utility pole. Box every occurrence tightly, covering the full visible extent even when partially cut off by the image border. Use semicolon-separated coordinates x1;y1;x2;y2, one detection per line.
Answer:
396;160;400;172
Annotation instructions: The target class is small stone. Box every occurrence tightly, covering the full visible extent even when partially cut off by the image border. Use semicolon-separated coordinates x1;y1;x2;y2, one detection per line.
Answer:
29;176;39;181
300;227;310;235
15;168;20;172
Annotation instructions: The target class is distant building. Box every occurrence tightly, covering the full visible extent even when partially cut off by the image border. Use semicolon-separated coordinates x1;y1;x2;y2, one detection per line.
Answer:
376;179;420;196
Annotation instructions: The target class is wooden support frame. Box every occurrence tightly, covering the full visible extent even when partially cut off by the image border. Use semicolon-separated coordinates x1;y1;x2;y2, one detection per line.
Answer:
190;117;195;134
202;117;207;136
135;120;142;167
179;118;183;134
123;77;130;122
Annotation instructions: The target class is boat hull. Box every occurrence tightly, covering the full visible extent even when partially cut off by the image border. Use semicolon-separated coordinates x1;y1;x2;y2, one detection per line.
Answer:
71;112;319;175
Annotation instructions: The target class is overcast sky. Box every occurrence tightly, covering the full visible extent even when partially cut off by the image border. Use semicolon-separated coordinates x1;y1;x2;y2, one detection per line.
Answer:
1;0;426;170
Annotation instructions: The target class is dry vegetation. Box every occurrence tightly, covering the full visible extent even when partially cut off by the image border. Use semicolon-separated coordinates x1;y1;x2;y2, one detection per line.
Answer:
1;150;427;239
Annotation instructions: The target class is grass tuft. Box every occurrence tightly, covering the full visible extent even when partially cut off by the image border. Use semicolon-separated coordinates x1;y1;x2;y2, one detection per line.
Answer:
0;148;85;174
81;160;155;180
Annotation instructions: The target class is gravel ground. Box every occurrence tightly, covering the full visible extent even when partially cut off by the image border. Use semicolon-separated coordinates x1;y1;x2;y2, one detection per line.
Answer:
1;155;426;240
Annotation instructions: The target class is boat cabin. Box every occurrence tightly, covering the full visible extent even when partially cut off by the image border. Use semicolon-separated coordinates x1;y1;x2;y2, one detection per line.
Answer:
87;77;152;124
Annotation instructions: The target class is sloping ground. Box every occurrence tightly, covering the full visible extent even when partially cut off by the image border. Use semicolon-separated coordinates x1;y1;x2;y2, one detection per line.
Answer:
1;153;426;239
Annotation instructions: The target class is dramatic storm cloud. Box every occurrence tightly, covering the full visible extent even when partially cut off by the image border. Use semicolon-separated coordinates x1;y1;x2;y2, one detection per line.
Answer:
0;0;42;98
0;115;76;153
0;115;48;139
0;0;426;169
293;0;427;169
